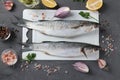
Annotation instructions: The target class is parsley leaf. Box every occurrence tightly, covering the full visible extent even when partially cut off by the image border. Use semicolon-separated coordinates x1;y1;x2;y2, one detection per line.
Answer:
26;53;36;62
79;11;98;21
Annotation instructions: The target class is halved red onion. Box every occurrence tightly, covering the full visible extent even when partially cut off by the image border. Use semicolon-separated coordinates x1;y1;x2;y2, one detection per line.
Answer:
54;7;71;18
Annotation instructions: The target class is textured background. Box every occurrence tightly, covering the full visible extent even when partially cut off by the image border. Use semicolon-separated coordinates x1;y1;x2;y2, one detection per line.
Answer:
0;0;120;80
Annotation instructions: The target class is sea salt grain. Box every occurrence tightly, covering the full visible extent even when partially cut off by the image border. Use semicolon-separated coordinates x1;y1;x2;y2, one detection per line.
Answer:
34;63;42;70
65;70;68;74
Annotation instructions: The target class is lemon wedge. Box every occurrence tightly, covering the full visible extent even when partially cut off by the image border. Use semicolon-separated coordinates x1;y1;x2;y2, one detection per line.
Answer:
41;0;57;8
86;0;103;11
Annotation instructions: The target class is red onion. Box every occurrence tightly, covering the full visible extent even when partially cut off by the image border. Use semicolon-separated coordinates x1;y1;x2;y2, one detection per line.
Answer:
73;62;89;73
54;7;71;18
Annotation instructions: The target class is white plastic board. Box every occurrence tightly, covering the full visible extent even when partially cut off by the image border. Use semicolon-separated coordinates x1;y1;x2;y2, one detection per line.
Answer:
22;9;99;60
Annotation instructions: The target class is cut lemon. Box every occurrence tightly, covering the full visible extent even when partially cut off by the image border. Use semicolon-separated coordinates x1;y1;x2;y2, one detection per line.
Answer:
86;0;103;11
41;0;57;8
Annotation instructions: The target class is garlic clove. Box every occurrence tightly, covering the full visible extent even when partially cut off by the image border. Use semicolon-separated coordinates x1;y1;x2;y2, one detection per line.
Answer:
4;0;14;11
98;59;107;69
73;62;89;73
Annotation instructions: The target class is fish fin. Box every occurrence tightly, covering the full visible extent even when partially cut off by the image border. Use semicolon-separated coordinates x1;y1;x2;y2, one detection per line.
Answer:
81;48;88;58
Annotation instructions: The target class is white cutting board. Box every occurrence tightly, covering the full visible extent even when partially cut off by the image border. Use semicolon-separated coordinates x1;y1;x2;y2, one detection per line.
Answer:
22;51;99;60
22;9;99;60
23;9;99;23
22;28;99;45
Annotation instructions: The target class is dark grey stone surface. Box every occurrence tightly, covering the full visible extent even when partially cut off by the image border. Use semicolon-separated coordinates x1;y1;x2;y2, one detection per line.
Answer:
0;0;120;80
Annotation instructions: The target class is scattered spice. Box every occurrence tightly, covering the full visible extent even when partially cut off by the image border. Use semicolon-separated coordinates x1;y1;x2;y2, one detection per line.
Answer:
100;19;110;27
20;61;29;71
42;13;45;20
31;13;39;20
34;63;42;70
100;34;114;56
32;13;38;17
99;17;115;57
20;62;61;76
42;65;60;76
46;67;58;75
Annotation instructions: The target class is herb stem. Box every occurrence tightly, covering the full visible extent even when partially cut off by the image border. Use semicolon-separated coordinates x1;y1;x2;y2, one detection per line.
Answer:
89;16;99;22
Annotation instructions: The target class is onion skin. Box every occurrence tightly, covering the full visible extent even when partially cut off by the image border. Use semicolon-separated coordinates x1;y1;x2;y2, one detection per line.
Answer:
73;62;89;73
54;7;71;18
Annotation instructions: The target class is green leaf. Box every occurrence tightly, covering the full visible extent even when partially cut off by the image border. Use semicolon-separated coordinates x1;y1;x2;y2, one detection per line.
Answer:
79;11;98;21
26;53;31;59
79;11;90;19
25;53;36;62
31;53;36;59
79;11;85;16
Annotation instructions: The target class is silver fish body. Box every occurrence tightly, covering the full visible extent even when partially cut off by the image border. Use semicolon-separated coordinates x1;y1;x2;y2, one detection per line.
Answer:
24;42;99;58
25;21;98;38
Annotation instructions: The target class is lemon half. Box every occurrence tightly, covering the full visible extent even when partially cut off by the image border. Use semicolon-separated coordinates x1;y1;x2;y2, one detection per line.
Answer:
86;0;103;11
41;0;57;8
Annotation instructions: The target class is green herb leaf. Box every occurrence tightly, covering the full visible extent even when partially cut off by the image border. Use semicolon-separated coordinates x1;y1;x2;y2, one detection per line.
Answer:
79;11;90;19
31;53;36;58
79;11;98;21
26;53;36;62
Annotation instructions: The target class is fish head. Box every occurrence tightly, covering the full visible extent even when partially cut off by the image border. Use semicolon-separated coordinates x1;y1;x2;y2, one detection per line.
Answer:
81;46;99;55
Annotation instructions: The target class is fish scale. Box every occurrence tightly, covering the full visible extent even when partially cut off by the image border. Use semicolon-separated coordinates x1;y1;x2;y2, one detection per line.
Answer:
35;21;81;29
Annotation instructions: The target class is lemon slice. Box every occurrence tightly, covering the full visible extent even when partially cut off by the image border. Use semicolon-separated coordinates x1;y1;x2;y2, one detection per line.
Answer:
86;0;103;11
41;0;57;8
